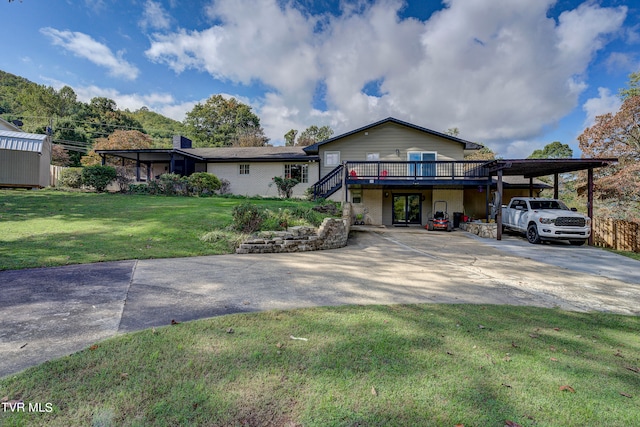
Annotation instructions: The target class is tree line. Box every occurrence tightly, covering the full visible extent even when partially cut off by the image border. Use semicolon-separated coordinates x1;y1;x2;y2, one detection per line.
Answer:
0;70;333;166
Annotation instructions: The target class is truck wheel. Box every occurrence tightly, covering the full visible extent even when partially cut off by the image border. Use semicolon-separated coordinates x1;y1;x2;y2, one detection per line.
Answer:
569;240;586;246
526;224;541;244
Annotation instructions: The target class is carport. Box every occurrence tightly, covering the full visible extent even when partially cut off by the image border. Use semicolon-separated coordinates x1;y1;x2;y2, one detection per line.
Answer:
486;158;617;244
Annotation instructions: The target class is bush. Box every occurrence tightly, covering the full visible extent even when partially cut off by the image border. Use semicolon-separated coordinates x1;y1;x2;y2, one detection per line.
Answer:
291;206;326;226
200;229;247;251
262;208;293;231
271;176;299;198
188;172;221;196
218;178;231;195
114;166;133;193
81;165;116;192
59;167;83;188
232;202;265;233
157;173;188;196
127;183;150;195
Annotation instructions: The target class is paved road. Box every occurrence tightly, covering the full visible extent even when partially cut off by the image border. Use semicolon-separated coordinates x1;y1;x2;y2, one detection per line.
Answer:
1;228;639;378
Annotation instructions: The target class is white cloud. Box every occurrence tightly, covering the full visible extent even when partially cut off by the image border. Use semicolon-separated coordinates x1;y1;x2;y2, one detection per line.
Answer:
605;52;638;74
41;27;140;80
140;1;171;31
582;87;622;129
143;0;626;151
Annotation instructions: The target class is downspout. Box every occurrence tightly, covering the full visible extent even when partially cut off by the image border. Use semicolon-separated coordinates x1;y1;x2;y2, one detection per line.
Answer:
588;168;594;246
496;169;503;241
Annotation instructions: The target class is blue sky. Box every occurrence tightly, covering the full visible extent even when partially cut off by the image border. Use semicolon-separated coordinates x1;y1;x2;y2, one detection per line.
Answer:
0;0;637;157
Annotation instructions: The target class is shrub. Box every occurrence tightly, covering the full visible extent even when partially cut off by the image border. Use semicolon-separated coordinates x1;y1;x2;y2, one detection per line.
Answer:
127;183;150;195
200;230;247;251
291;206;325;226
188;172;221;196
114;166;133;193
158;173;188;196
271;176;299;198
59;167;83;188
232;202;265;233
81;165;116;192
218;178;231;195
262;208;293;231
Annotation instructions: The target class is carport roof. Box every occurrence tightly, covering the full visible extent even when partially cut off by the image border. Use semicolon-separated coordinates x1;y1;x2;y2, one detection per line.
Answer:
95;146;318;163
485;158;617;178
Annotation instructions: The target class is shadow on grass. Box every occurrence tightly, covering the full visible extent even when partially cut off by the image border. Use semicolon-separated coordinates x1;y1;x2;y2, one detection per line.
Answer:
1;305;638;427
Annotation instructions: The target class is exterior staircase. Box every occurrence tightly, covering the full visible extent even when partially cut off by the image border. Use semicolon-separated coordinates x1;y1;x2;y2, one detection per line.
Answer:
311;164;343;200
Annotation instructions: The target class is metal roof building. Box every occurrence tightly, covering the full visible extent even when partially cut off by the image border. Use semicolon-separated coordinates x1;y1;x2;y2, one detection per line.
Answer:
0;130;52;188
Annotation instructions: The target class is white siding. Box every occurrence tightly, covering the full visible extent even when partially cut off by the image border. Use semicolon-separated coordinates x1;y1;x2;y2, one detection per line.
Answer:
207;161;318;198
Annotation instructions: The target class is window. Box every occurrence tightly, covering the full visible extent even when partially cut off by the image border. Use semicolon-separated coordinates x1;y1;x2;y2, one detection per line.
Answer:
407;151;437;177
239;164;250;175
325;151;340;166
366;152;380;161
285;164;308;183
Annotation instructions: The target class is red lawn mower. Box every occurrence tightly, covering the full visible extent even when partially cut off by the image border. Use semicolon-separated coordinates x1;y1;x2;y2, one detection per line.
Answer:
426;200;453;232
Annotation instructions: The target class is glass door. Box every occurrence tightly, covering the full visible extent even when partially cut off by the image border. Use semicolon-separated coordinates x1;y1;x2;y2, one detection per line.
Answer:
408;152;436;177
392;194;422;225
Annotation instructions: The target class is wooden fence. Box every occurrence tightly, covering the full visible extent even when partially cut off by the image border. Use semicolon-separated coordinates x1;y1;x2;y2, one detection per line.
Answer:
50;165;67;187
592;218;640;252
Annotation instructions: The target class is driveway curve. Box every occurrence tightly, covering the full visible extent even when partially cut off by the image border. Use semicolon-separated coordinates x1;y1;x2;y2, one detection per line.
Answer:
2;227;639;378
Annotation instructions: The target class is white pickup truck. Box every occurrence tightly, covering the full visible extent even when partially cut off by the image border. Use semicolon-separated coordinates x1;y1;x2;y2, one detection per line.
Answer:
501;197;591;245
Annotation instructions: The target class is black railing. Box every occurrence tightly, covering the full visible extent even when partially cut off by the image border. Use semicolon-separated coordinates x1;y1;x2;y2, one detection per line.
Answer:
345;161;489;181
312;164;344;199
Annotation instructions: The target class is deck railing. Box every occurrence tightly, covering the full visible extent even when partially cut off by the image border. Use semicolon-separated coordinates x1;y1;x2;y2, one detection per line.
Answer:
345;161;490;180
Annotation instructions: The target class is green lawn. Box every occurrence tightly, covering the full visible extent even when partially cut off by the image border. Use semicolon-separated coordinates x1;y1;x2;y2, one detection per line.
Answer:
0;190;325;270
1;304;638;427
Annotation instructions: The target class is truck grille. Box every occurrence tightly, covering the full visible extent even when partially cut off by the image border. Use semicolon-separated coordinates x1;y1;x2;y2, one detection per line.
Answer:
556;217;586;227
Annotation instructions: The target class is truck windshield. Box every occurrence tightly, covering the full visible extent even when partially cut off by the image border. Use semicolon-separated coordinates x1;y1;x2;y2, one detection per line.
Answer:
529;200;568;210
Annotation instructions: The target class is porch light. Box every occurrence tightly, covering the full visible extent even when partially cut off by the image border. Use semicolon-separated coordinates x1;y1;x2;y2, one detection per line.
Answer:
477;185;484;193
384;192;389;198
395;149;400;157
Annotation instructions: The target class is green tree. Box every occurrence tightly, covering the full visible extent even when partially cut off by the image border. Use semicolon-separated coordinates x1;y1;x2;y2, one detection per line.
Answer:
297;125;334;146
619;70;640;100
284;129;298;146
183;95;267;147
528;141;573;159
124;107;184;148
82;97;143;140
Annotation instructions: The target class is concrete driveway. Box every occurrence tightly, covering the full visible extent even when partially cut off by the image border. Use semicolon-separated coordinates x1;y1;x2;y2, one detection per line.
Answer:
1;227;639;378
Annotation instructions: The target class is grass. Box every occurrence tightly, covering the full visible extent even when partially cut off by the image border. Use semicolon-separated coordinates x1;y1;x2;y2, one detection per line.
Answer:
608;249;640;261
0;304;638;426
0;189;329;270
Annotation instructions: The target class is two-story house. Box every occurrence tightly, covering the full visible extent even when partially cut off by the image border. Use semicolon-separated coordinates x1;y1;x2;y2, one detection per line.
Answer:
97;117;551;225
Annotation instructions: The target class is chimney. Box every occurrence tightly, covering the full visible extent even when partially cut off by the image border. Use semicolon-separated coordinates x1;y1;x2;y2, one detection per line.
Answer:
173;135;192;149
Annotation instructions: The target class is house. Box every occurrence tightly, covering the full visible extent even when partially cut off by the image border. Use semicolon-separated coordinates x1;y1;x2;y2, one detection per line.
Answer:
0;119;52;189
302;117;550;225
98;117;615;228
97;135;319;198
0;117;23;132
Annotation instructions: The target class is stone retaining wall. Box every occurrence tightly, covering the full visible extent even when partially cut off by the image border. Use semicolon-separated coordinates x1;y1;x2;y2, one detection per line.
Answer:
236;218;349;254
461;222;498;239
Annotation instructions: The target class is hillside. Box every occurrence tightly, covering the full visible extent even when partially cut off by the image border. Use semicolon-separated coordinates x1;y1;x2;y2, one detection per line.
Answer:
0;69;184;154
